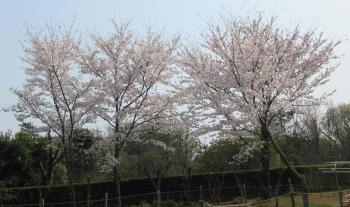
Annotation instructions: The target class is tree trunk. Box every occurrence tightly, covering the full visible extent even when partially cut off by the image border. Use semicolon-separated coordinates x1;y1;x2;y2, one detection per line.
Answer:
234;175;246;203
87;178;91;207
113;117;123;207
41;164;54;200
260;123;271;198
156;177;162;207
67;170;77;207
42;132;58;187
47;166;54;186
64;145;77;207
113;166;122;207
269;134;309;207
182;167;192;203
113;140;122;207
67;168;77;207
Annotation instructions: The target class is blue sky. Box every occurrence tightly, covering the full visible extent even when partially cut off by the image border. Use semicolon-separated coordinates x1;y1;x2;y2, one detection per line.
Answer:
1;0;350;132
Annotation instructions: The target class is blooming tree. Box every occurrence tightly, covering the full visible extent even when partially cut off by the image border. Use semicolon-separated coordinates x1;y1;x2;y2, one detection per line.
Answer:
79;22;179;207
11;24;97;206
180;15;340;195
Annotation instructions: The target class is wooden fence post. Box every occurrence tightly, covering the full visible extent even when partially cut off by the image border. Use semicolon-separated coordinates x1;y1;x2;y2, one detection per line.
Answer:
242;184;247;203
339;191;344;207
199;186;205;207
334;168;344;207
301;175;309;207
87;178;90;207
40;198;44;207
104;192;108;207
288;178;295;207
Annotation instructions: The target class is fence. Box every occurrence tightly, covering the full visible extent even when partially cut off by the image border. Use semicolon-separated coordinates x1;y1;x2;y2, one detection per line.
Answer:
2;182;350;207
204;180;350;207
4;167;350;206
238;190;350;207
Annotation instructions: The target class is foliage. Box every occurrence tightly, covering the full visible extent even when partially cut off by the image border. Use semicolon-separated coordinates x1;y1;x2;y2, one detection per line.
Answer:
9;23;100;206
179;14;340;192
195;139;259;173
52;163;67;185
125;130;177;207
4;13;347;205
179;14;339;141
322;103;350;160
79;21;179;170
78;22;179;207
0;124;47;186
0;123;103;187
125;130;177;177
71;128;99;182
130;201;153;207
0;181;16;203
232;196;243;204
158;200;178;207
172;131;201;176
1;166;349;205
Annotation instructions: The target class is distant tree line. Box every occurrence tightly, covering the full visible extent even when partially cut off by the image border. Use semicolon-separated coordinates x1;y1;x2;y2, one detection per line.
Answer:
1;103;350;203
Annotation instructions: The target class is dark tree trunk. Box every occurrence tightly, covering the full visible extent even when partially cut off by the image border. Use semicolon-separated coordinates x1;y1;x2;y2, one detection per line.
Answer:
156;177;161;207
113;113;124;207
145;171;163;207
113;166;122;207
260;118;309;206
182;167;192;203
207;173;225;203
64;144;77;207
87;177;91;207
66;165;77;207
260;122;271;198
234;174;246;203
42;131;61;187
47;166;54;186
113;140;122;207
268;129;309;207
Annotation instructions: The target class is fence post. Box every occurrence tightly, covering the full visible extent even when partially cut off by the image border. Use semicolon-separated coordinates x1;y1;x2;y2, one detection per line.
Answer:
288;178;295;207
87;178;90;207
40;198;44;207
104;192;108;207
199;186;205;207
339;191;344;207
301;175;309;207
242;184;247;203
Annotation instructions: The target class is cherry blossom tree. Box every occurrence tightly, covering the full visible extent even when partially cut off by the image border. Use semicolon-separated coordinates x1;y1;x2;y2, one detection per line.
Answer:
180;15;340;198
10;24;97;207
79;22;179;207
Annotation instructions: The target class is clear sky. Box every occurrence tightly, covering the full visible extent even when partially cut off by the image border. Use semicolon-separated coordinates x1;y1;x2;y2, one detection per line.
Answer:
1;0;350;132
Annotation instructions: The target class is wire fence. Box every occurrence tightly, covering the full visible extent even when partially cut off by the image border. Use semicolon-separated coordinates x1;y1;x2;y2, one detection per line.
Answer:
2;183;350;207
240;189;350;207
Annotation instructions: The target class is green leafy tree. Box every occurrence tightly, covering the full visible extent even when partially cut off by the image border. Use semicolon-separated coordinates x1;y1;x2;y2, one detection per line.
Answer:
125;131;176;207
172;132;200;202
71;128;99;183
0;123;50;186
322;104;350;160
195;139;258;202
